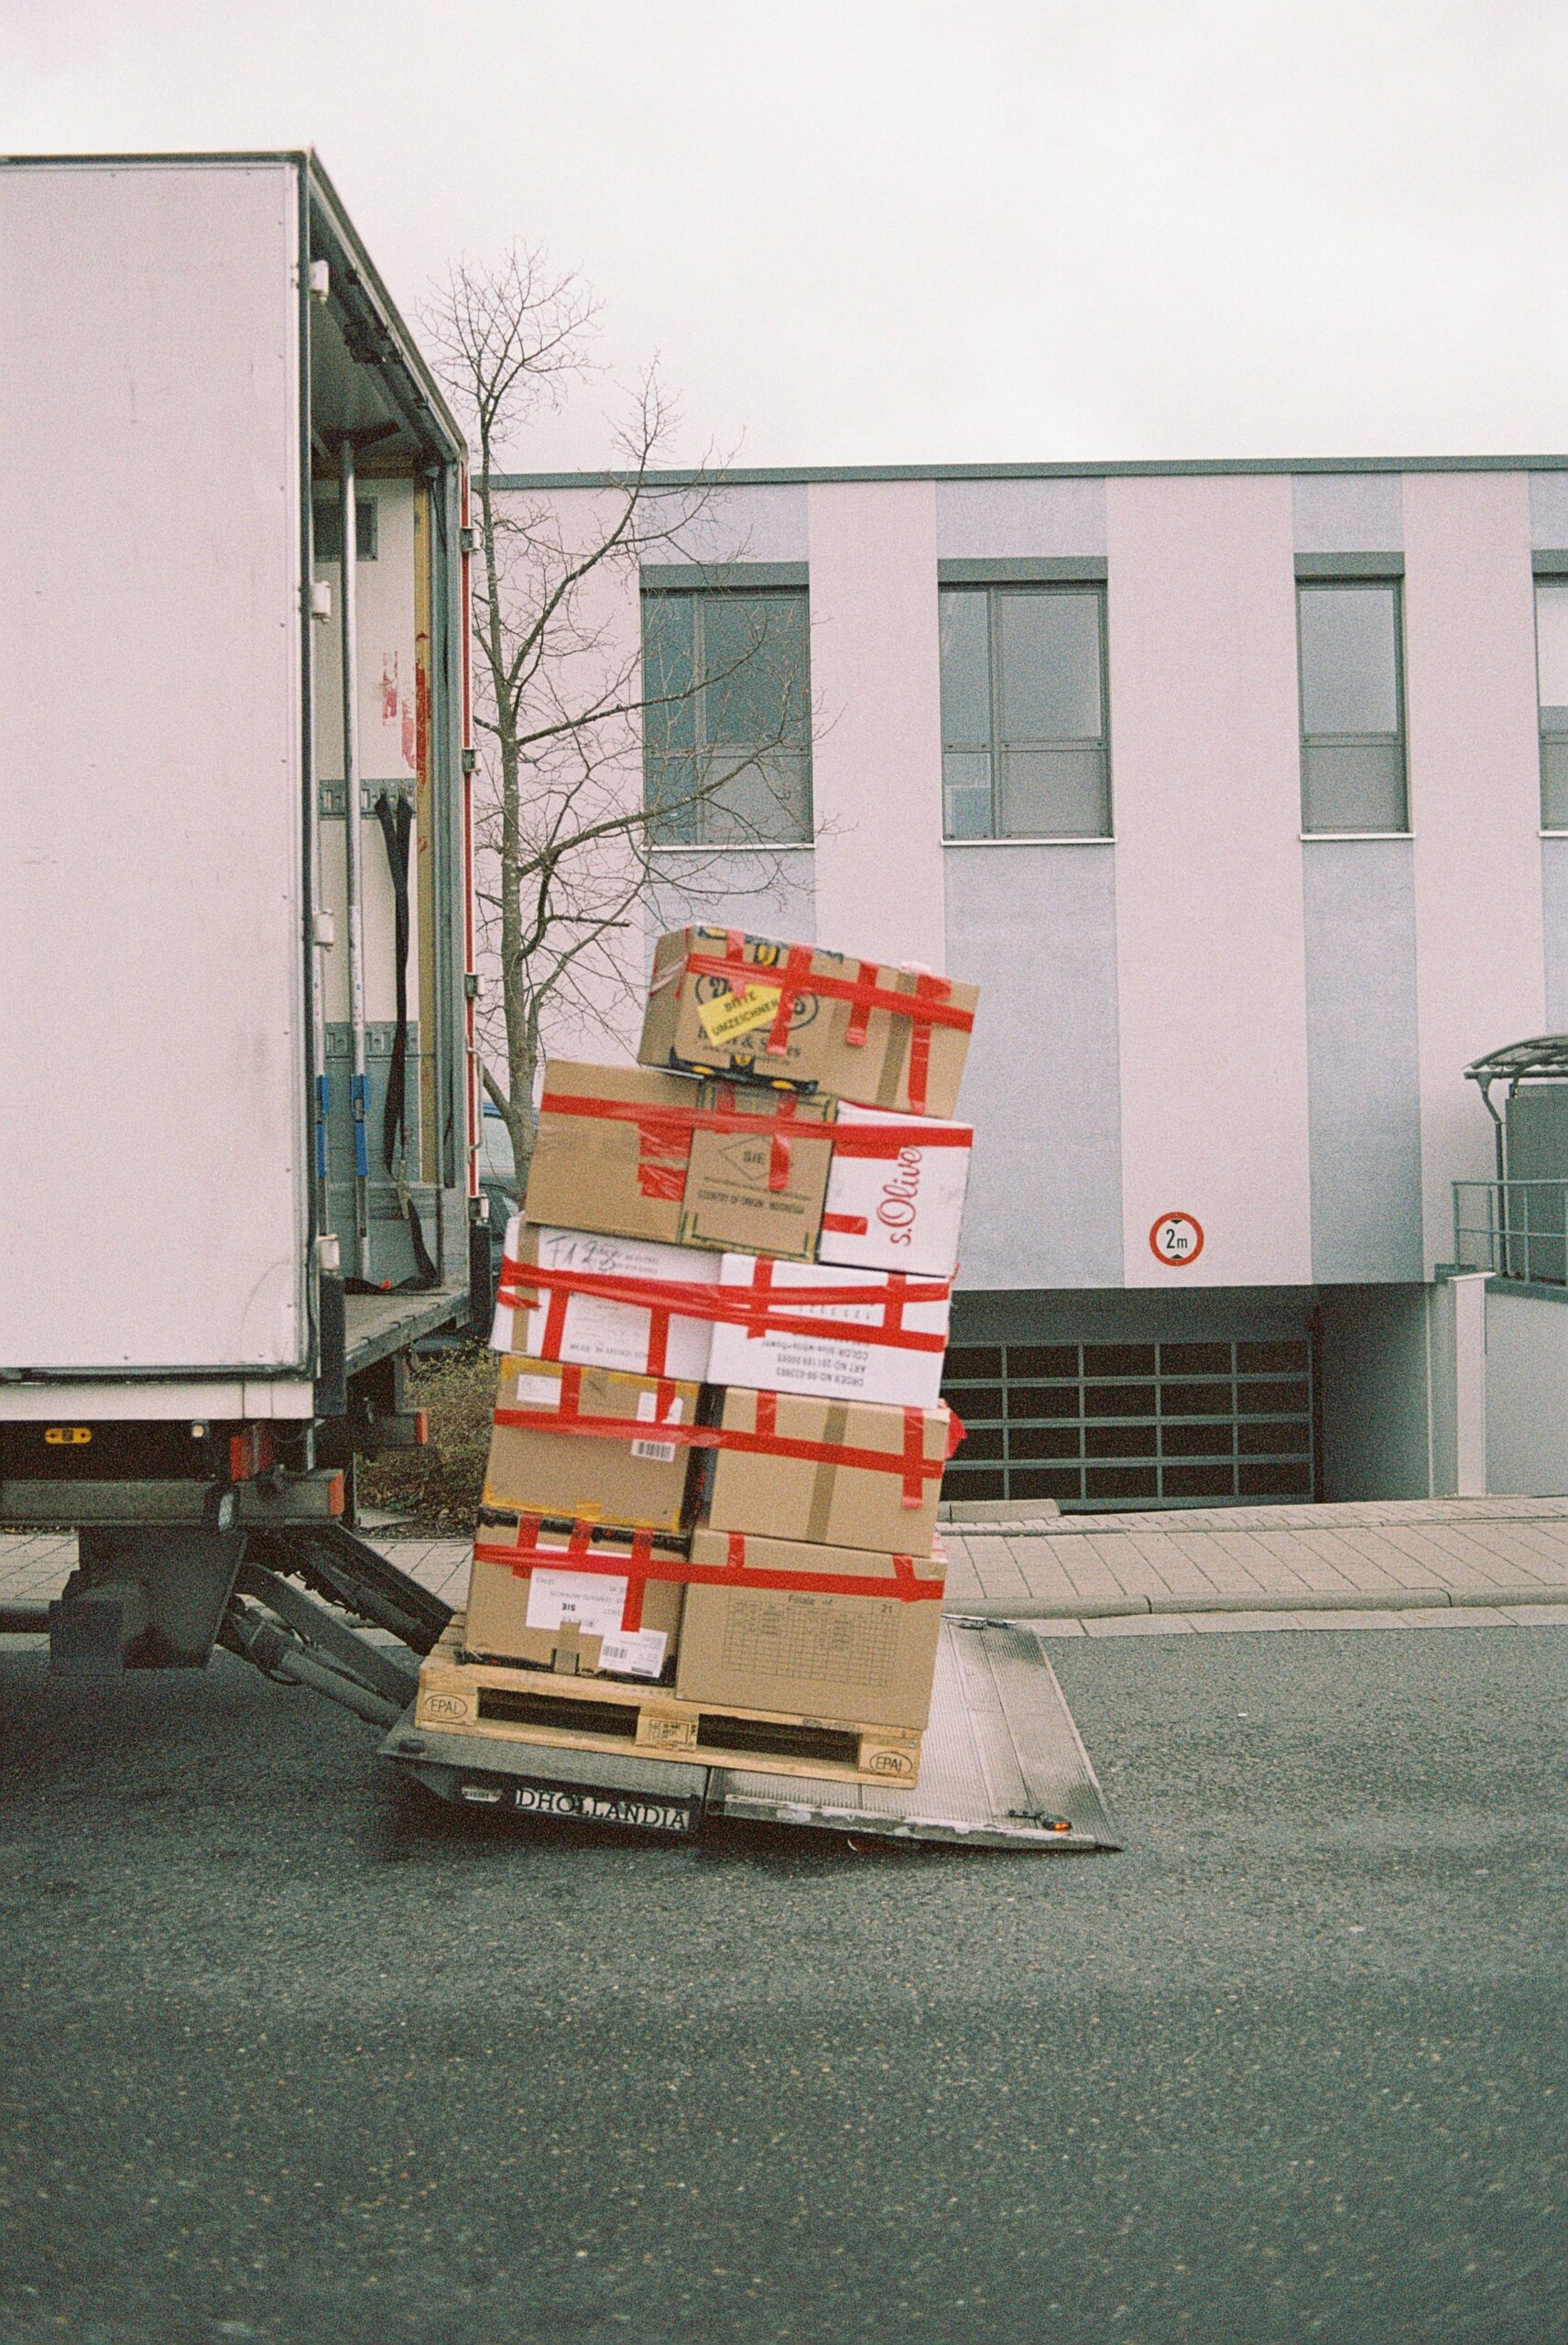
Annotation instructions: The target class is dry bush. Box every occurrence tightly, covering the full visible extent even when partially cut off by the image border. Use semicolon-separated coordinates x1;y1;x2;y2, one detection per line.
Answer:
358;1346;498;1533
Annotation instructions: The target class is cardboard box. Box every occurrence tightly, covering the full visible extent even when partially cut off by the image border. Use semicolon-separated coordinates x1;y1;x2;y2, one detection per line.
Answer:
640;926;978;1119
524;1058;835;1260
492;1217;718;1380
484;1355;702;1533
678;1081;834;1259
818;1102;973;1280
524;1060;709;1246
675;1529;946;1729
696;1389;949;1557
705;1252;951;1410
465;1520;685;1680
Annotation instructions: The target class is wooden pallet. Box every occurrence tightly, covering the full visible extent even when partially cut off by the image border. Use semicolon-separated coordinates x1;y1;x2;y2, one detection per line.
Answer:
413;1616;924;1787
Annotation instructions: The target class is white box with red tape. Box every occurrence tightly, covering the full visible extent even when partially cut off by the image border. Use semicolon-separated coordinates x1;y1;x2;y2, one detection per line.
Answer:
493;1217;950;1408
492;1219;718;1380
705;1252;951;1410
818;1102;971;1280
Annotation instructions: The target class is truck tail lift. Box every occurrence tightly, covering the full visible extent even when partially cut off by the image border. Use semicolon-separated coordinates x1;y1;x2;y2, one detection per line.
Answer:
5;1541;1118;1851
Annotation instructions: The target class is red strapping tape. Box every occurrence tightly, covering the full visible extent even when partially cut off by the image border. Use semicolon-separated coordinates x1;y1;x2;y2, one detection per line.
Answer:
497;1253;953;1354
489;1396;955;1489
474;1522;944;1604
844;959;876;1049
763;942;816;1058
683;943;968;1113
539;1087;971;1159
682;948;973;1035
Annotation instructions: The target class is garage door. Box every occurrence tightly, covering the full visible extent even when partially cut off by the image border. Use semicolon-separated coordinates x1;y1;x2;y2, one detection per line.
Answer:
941;1337;1315;1510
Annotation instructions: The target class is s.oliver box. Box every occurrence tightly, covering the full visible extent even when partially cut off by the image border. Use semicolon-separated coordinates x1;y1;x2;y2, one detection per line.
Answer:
819;1102;971;1280
524;1060;971;1279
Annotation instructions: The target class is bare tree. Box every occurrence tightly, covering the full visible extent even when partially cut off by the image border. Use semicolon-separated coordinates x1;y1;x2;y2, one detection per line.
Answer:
422;246;811;1201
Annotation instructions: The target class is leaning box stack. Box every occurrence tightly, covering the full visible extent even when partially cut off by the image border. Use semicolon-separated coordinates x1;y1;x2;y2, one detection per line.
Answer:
415;926;980;1788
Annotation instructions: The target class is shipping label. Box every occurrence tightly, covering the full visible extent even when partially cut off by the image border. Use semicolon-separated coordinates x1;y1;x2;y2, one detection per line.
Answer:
631;1388;683;1464
694;983;783;1046
520;1568;670;1680
525;1565;630;1637
595;1627;670;1678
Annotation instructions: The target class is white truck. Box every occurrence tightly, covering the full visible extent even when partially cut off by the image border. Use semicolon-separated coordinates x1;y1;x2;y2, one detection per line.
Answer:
0;151;1113;1851
0;151;480;1696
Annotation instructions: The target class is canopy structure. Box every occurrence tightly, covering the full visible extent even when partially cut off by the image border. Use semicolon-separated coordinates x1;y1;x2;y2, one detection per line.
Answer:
1465;1036;1568;1092
1464;1037;1568;1181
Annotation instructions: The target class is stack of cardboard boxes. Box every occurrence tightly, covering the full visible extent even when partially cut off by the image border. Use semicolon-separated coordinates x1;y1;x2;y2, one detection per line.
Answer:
456;924;980;1779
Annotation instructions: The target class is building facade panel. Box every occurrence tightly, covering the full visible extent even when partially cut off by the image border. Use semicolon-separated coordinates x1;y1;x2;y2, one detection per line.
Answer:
1301;839;1424;1281
935;475;1106;560
1291;471;1403;552
504;454;1568;1509
645;850;817;959
1529;470;1568;551
644;482;809;564
1404;470;1545;1272
1543;839;1568;1024
1105;473;1314;1288
804;480;946;966
943;843;1122;1290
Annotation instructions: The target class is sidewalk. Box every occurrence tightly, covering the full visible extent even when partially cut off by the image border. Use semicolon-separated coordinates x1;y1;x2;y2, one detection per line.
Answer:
939;1495;1568;1630
7;1496;1568;1631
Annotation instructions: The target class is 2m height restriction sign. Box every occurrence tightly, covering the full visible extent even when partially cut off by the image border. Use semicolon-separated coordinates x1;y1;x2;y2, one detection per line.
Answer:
1150;1212;1204;1267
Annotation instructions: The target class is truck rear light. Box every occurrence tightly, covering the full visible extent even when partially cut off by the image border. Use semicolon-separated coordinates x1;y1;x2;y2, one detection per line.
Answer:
228;1426;276;1484
413;1410;429;1446
327;1471;345;1516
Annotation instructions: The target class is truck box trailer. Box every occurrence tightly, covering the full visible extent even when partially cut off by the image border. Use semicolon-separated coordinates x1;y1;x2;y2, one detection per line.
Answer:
0;152;1115;1852
0;151;483;1674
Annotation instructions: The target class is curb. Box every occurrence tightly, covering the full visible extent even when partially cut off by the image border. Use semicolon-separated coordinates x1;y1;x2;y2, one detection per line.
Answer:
942;1584;1568;1622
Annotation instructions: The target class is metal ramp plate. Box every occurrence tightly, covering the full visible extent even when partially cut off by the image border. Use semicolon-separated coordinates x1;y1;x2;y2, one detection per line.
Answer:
380;1620;1118;1852
382;1721;709;1837
707;1618;1120;1851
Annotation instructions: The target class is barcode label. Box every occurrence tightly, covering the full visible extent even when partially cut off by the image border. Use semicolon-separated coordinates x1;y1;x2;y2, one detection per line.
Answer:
631;1389;682;1465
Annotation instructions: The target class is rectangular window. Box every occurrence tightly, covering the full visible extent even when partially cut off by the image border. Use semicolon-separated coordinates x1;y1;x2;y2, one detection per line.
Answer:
1536;581;1568;828
642;588;812;845
1297;581;1407;833
939;584;1110;840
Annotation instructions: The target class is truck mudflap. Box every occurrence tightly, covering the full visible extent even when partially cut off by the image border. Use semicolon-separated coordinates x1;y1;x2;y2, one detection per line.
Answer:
379;1620;1121;1852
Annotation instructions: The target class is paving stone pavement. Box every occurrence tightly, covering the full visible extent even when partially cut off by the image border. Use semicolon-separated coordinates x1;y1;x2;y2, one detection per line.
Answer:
938;1494;1568;1619
8;1495;1568;1633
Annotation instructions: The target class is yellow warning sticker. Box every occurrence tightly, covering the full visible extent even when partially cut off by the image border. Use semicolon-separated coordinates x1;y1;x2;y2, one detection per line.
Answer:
694;983;784;1047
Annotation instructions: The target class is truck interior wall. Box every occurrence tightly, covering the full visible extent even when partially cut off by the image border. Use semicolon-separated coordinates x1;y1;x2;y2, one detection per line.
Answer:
311;474;420;1031
310;475;440;1284
0;159;310;1375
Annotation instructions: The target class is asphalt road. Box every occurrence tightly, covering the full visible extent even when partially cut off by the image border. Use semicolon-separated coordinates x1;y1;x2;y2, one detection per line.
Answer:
1;1623;1565;2345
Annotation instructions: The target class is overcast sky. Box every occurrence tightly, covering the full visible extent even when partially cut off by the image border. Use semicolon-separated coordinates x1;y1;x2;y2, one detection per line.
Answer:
4;0;1564;472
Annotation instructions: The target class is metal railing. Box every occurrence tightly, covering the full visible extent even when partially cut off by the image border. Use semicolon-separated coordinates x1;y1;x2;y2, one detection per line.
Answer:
1453;1179;1568;1286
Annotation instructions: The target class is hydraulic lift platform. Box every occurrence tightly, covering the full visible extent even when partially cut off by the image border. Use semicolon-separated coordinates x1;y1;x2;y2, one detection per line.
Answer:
379;1617;1121;1852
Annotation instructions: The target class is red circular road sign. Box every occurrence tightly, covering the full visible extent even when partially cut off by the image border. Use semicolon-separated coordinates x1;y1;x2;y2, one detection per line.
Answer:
1149;1212;1204;1267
